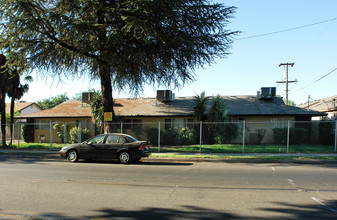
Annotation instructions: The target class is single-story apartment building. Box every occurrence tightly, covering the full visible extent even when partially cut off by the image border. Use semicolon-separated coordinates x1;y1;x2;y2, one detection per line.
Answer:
16;88;326;144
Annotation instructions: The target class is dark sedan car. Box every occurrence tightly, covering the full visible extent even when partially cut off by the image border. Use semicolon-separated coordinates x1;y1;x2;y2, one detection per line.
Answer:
59;133;151;164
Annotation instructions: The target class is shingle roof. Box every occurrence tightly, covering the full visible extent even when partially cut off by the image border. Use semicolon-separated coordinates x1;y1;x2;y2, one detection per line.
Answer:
298;95;337;112
17;100;92;118
224;96;326;116
115;97;195;116
5;102;41;113
17;95;326;119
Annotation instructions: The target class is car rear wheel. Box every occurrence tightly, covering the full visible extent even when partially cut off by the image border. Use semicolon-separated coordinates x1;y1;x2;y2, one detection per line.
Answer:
67;150;78;162
118;151;132;164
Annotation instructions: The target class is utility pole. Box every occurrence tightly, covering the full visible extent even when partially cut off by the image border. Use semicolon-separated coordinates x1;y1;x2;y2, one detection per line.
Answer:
276;62;297;105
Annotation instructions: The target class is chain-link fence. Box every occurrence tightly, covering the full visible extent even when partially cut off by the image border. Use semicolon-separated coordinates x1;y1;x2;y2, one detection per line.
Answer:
1;120;336;153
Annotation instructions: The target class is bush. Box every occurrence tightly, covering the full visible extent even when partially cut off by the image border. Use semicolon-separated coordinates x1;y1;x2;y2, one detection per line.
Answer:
273;127;307;145
211;123;239;144
21;124;34;143
53;123;67;143
161;129;178;146
223;123;239;143
273;128;287;144
146;127;158;145
319;121;334;145
177;127;196;145
69;126;90;144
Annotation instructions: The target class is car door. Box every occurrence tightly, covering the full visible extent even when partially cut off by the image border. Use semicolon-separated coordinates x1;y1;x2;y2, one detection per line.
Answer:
104;134;124;158
81;135;107;159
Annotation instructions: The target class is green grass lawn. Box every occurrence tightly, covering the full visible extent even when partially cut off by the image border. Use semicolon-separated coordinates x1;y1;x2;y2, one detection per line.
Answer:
10;143;65;150
152;144;336;153
6;143;336;154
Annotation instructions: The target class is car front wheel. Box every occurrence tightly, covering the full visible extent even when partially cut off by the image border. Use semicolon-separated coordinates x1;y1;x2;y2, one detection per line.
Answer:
67;150;78;162
118;151;132;164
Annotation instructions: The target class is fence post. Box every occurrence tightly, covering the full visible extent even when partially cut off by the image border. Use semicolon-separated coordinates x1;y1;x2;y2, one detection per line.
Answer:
78;122;82;143
242;121;245;153
121;121;123;133
17;121;20;149
158;121;161;152
63;123;67;144
199;121;202;153
49;122;53;150
335;120;337;153
287;120;290;153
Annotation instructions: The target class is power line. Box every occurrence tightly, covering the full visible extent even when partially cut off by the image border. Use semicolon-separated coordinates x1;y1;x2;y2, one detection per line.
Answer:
290;67;337;94
236;17;337;41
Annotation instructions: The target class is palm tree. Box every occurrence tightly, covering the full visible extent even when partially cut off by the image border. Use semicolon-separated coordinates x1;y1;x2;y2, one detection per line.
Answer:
0;54;8;147
207;95;227;122
193;91;209;122
89;91;104;134
206;95;228;144
7;67;32;145
192;92;209;145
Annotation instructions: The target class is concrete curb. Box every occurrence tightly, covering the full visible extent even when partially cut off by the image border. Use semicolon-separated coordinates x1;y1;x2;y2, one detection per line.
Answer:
1;150;337;164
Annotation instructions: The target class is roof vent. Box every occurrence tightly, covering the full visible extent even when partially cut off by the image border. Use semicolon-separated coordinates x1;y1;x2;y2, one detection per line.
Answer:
259;87;276;100
157;90;173;102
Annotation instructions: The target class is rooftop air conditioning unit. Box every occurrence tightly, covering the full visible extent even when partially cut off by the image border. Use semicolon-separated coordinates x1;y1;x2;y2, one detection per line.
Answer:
260;87;276;100
157;90;173;102
82;92;92;103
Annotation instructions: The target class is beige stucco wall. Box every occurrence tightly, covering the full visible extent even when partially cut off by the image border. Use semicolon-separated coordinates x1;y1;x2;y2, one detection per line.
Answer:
33;118;95;143
233;116;295;144
31;115;297;144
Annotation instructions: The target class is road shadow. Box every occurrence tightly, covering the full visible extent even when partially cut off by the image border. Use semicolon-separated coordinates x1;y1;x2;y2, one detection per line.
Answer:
0;157;58;165
20;206;240;220
17;201;337;219
258;200;337;220
80;159;194;166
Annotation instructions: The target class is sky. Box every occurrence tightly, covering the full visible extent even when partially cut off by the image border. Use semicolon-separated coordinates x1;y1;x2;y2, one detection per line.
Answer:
20;0;337;106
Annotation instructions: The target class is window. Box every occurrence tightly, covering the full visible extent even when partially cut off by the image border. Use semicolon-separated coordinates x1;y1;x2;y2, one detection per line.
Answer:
35;120;54;130
87;135;105;144
124;135;138;143
271;117;294;128
106;135;120;144
77;119;95;130
122;119;142;130
165;118;194;129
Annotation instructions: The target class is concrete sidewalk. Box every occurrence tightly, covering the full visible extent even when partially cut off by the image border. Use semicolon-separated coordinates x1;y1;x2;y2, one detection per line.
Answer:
1;149;337;163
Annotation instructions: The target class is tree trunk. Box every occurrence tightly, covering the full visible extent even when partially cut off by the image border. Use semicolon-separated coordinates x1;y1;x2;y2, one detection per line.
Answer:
100;66;115;134
0;92;7;147
96;3;116;134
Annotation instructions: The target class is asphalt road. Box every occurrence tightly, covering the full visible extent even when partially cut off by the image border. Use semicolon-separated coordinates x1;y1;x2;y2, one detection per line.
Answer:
0;158;337;219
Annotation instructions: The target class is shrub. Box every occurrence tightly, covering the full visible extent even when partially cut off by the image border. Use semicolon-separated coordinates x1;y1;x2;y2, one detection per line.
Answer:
161;129;178;146
273;127;307;145
319;121;334;145
223;123;239;143
21;124;34;143
177;127;196;145
256;129;267;145
53;123;66;143
211;123;239;144
146;127;158;145
69;126;90;144
273;128;287;144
